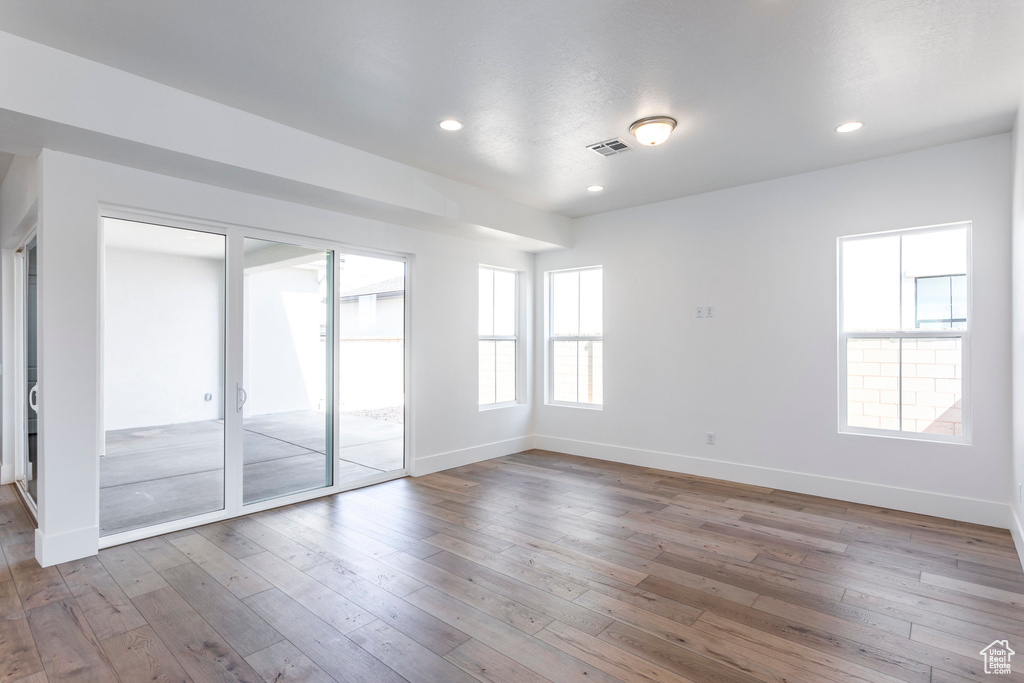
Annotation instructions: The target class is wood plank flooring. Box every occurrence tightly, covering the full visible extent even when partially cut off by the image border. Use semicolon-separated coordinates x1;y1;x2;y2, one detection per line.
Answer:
2;450;1024;682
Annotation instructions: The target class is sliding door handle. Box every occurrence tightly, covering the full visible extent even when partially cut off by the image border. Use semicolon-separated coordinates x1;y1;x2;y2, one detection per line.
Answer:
236;383;248;412
28;385;38;413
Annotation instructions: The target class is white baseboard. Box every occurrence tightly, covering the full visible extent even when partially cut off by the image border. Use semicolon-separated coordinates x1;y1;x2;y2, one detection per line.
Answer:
35;525;99;567
411;435;535;477
1010;508;1024;573
534;435;1011;530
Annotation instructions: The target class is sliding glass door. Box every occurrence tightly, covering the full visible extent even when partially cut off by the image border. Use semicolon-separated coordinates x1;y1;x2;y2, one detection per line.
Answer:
101;220;226;536
99;217;407;540
22;237;39;504
242;238;333;504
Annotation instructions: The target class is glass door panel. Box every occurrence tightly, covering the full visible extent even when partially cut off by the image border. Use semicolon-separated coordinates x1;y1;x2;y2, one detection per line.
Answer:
337;253;405;482
23;237;39;503
242;238;333;504
100;219;226;536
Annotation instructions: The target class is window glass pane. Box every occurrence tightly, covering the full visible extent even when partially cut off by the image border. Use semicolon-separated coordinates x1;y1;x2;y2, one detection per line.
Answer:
552;271;580;336
101;219;225;536
915;276;952;325
242;238;332;505
495;340;516;403
846;338;899;431
337;254;405;481
901;227;967;330
577;340;603;405
479;340;496;405
493;269;516;337
479;268;494;337
553;340;579;402
901;338;962;436
842;236;900;331
579;268;603;336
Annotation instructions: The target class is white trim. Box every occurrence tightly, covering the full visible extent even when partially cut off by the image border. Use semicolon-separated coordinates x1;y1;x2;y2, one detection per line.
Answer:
411;436;535;477
403;255;413;475
36;525;98;567
225;230;243;518
533;435;1010;528
479;401;519;411
12;230;36;506
1010;508;1024;574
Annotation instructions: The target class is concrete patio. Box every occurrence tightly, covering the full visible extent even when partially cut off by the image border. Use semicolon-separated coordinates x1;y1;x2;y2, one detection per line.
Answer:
100;410;403;535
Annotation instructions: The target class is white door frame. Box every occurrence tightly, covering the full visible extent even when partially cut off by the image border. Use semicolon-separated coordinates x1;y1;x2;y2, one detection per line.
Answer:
12;229;38;518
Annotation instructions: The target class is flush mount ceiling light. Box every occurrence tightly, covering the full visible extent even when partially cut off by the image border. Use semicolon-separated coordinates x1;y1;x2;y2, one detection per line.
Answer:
439;119;463;131
629;116;677;146
835;121;863;133
587;185;604;192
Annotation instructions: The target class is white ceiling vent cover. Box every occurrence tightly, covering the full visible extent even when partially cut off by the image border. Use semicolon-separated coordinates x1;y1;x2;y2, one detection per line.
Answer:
587;138;633;157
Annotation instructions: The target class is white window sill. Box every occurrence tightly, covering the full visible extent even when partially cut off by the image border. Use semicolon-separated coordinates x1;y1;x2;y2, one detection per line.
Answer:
479;401;522;412
838;427;970;446
546;400;603;411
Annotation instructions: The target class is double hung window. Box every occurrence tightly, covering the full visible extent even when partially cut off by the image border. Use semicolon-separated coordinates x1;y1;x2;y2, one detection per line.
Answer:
548;267;603;407
479;266;517;406
839;223;969;441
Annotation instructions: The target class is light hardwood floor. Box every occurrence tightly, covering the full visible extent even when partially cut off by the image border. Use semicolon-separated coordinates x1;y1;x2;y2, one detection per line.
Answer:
2;450;1023;682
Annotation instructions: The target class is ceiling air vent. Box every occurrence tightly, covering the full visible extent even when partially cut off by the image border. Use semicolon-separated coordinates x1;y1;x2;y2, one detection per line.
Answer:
587;138;633;157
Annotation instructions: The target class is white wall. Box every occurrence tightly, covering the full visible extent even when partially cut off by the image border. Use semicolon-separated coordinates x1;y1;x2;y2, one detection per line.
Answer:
1011;102;1024;567
0;155;36;247
536;134;1014;528
104;247;225;430
244;266;324;416
339;296;405;338
336;294;407;410
31;148;533;565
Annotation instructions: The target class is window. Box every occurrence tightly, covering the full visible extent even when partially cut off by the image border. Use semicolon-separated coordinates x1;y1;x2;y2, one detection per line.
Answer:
479;266;517;406
839;223;969;441
915;274;966;328
548;266;603;406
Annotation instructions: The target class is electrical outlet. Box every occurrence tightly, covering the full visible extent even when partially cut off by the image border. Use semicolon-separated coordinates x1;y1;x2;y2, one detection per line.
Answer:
696;306;705;318
706;432;715;445
705;306;713;318
204;393;213;402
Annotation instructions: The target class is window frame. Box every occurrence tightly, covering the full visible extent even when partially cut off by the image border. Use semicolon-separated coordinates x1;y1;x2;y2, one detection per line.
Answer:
478;265;519;408
546;265;603;409
837;222;972;444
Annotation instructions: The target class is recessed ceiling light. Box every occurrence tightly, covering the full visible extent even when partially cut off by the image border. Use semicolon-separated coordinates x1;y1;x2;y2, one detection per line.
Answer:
835;121;863;133
587;185;604;192
439;119;463;131
629;116;677;146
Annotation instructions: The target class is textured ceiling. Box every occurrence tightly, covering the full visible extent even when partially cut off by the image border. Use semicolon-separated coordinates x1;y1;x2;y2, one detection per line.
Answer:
0;1;1021;218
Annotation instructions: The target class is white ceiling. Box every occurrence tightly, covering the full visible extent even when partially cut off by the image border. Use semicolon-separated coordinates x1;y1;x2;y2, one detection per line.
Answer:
1;1;1021;218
